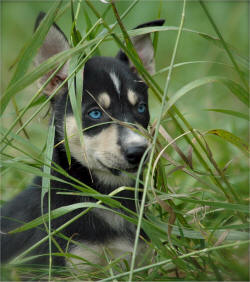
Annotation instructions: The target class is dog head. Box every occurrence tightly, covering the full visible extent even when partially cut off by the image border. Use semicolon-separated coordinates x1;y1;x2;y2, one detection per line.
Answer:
35;14;164;186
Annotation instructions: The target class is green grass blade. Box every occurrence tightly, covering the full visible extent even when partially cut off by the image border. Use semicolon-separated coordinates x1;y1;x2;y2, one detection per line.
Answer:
154;60;234;76
180;197;249;213
205;109;249;121
63;100;72;167
199;0;248;90
41;115;55;279
221;79;249;105
8;203;112;234
1;160;70;185
0;126;41;155
41;115;55;202
206;129;249;156
152;219;249;240
70;0;82;46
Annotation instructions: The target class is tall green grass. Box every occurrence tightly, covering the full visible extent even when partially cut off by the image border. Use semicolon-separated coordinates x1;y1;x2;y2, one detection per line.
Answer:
1;0;249;281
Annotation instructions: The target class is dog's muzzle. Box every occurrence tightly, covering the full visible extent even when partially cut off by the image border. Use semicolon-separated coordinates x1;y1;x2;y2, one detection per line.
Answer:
124;144;148;166
120;126;149;168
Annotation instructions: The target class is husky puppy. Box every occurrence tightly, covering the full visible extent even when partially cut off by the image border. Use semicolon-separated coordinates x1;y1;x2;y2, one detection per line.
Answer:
0;13;164;269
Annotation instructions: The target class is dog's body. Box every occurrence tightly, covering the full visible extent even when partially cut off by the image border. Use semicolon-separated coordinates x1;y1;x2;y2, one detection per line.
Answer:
1;14;164;269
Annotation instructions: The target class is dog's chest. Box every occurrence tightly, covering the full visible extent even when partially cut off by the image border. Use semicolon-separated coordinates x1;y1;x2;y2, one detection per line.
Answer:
92;207;136;235
67;238;140;270
67;208;139;269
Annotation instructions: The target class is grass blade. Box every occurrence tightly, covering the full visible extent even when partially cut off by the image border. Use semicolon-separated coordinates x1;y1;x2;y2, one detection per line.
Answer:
205;109;248;121
199;0;248;90
206;129;249;156
41;115;55;279
9;203;112;234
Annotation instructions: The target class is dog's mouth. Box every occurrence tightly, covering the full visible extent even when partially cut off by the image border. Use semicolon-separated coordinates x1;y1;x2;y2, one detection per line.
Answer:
97;159;139;175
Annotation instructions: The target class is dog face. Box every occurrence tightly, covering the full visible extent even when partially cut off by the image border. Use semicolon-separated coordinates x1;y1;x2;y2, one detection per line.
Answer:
35;15;164;186
64;57;150;185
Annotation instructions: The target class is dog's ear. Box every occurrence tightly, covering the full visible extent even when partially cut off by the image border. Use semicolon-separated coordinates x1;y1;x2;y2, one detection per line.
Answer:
34;12;70;96
116;19;165;76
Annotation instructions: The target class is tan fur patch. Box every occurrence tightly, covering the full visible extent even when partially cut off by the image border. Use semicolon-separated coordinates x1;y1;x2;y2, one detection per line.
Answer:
64;115;135;186
127;89;138;106
98;93;111;109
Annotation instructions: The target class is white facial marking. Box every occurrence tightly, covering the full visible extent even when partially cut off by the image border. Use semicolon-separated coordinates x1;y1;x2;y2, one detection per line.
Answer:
98;93;111;109
110;72;120;93
122;127;148;148
127;89;138;106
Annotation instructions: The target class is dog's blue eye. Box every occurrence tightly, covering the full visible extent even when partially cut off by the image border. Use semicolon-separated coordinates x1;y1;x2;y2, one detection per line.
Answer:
137;103;146;114
88;109;102;119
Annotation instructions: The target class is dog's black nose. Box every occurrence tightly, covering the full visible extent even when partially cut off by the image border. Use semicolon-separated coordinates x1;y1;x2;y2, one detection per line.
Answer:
125;145;147;165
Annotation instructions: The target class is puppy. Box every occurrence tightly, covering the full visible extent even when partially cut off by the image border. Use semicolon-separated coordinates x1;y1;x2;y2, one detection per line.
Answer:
0;13;164;270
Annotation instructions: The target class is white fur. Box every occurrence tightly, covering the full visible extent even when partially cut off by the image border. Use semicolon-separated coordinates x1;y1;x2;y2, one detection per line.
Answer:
67;238;144;270
110;72;120;94
67;242;104;270
92;208;125;231
93;170;135;187
122;127;148;148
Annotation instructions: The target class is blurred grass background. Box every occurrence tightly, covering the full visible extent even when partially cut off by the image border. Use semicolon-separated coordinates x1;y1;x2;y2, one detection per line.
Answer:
0;1;249;280
1;1;248;200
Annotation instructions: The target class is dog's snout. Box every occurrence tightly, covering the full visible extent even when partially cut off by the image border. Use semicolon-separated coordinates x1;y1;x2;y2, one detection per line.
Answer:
125;145;147;165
